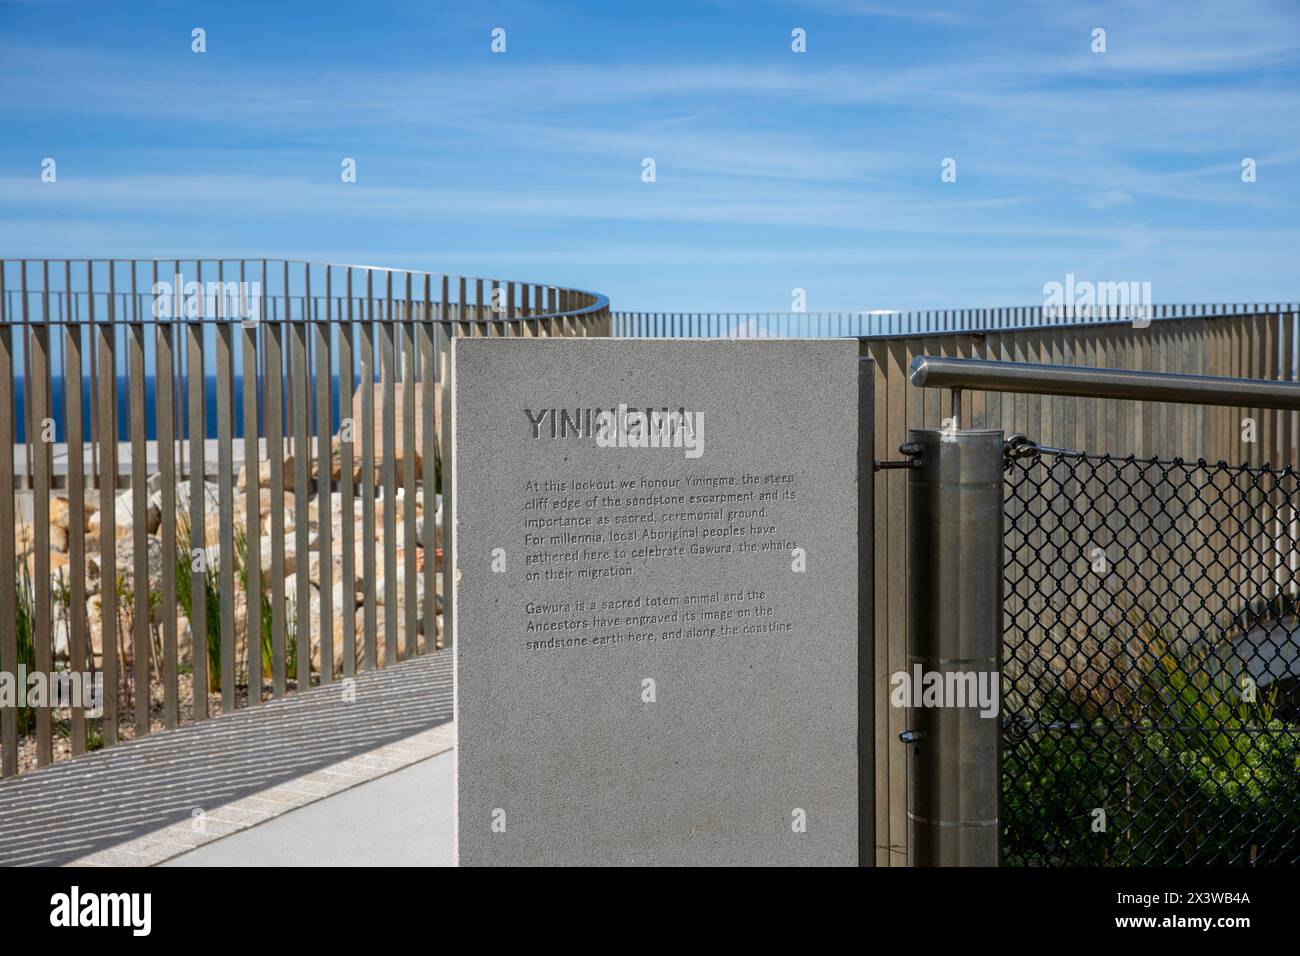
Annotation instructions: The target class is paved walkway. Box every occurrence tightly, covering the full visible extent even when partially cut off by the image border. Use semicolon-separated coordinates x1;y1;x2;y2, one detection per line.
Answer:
0;651;452;867
166;750;454;866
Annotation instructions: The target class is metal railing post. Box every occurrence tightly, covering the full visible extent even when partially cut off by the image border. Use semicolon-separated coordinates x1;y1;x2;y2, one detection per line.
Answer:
905;427;1003;866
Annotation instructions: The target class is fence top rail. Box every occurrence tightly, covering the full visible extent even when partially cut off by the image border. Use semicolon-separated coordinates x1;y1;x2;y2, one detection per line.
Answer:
910;354;1300;412
0;302;609;327
613;303;1300;338
614;304;1300;317
0;257;611;325
1006;435;1300;474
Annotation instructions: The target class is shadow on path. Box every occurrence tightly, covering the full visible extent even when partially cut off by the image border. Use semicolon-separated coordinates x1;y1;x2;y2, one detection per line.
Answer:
0;651;452;866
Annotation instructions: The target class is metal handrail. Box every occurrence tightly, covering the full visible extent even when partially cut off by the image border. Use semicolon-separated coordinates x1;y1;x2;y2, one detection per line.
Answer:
910;354;1300;412
613;303;1300;339
0;258;610;326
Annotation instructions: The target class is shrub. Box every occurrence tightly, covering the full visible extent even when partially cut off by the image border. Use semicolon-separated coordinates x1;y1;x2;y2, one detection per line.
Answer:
1004;625;1300;865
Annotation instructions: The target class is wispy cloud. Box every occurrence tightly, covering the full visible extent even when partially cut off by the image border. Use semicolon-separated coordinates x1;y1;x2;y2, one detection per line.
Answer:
0;0;1297;308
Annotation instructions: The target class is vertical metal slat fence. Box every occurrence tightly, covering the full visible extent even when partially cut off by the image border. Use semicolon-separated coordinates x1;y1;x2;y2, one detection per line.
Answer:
0;257;610;777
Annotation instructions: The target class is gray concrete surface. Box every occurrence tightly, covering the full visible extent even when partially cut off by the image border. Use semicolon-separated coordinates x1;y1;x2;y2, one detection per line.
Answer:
453;338;864;866
0;651;452;866
165;751;454;867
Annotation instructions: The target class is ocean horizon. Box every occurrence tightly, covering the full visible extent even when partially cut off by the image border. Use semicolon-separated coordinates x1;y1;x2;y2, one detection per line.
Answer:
11;374;348;443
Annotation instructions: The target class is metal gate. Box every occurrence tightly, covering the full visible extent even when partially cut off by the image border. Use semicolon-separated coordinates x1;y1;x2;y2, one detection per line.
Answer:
1002;436;1300;865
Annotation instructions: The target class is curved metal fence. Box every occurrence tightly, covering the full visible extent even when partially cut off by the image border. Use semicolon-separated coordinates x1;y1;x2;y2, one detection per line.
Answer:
6;273;1300;869
0;258;609;777
613;303;1296;339
617;303;1300;864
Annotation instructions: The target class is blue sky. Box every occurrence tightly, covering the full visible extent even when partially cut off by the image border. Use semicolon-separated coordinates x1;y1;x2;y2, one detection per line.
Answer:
1;0;1298;312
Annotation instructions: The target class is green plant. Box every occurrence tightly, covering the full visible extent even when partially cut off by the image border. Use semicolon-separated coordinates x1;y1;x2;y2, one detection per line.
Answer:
175;511;222;694
1004;622;1300;866
113;571;134;710
434;432;442;496
233;524;275;686
50;570;71;652
147;586;163;664
13;537;36;736
175;505;291;695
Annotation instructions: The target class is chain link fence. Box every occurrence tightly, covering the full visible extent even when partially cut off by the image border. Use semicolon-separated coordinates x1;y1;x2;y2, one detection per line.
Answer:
1002;437;1300;865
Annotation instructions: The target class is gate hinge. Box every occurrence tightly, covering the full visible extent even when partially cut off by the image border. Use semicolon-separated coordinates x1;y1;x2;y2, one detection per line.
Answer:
874;441;923;472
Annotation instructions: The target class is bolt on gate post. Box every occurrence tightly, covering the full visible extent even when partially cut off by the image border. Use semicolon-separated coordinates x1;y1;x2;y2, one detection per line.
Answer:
904;428;1003;866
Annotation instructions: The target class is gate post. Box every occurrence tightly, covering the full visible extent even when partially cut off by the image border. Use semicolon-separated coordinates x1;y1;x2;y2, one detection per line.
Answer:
904;428;1002;866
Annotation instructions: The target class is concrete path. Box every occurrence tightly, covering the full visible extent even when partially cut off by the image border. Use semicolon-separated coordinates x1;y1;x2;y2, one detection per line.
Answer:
166;750;454;866
0;651;452;866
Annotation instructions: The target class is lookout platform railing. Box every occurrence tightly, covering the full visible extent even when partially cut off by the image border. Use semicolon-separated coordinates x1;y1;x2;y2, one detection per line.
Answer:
5;274;1296;868
0;258;609;780
616;302;1300;866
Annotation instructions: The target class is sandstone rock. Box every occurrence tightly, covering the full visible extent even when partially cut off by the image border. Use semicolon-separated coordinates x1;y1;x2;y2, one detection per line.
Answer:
202;512;226;552
88;488;161;540
48;496;95;531
22;549;70;582
324;439;366;487
414;494;444;550
52;614;70;659
283;573;351;676
164;480;222;525
259;534;299;579
350;380;439;492
354;605;398;667
275;440;369;495
271;494;323;532
32;445;448;684
51;550;70;573
111;488;162;538
86;593;104;658
375;486;427;514
374;552;424;608
83;551;102;595
50;497;70;528
312;587;365;676
176;612;193;666
113;535;163;593
238;457;296;494
14;522;34;558
81;581;150;667
305;549;349;593
283;571;316;608
261;487;289;520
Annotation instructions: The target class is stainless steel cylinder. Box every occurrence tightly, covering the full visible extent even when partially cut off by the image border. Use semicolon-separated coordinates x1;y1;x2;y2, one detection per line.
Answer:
905;428;1003;866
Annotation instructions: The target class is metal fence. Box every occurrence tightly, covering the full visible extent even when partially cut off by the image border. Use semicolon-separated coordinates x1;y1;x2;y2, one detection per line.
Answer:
1;258;610;777
7;286;1298;859
619;304;1300;865
1003;439;1300;865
